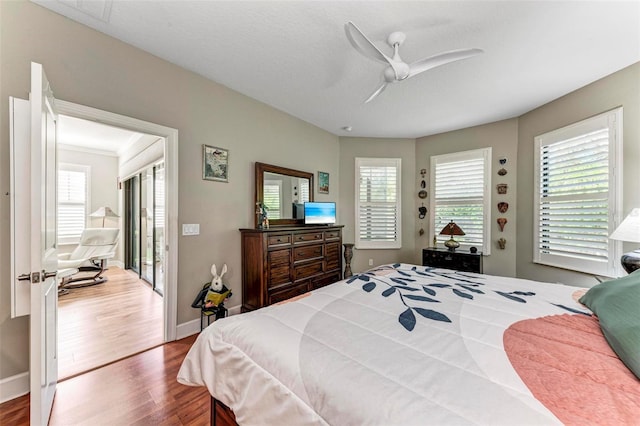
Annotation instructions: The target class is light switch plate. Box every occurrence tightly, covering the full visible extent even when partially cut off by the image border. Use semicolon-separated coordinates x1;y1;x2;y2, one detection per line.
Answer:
182;224;200;236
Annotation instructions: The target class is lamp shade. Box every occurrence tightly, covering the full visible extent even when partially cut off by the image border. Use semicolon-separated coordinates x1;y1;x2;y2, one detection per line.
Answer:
609;208;640;243
90;206;120;227
439;221;465;236
439;220;465;251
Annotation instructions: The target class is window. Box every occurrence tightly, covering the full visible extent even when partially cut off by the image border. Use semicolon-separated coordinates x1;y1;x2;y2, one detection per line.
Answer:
534;108;622;277
58;163;90;244
263;179;282;220
355;158;401;249
429;148;491;254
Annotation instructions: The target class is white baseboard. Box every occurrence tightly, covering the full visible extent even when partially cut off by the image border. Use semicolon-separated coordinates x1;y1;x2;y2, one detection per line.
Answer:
175;303;242;340
0;371;29;404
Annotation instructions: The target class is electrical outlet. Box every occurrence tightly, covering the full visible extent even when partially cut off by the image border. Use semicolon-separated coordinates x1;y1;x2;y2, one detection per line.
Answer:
368;258;373;266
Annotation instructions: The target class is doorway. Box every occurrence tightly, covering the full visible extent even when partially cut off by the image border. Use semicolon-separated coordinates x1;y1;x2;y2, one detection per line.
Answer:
54;100;178;378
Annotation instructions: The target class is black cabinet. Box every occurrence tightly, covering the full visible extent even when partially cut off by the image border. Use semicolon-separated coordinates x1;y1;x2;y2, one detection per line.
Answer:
422;248;483;273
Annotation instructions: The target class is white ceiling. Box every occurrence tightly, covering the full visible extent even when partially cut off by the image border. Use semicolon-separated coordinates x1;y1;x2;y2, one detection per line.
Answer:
57;114;143;155
35;0;640;139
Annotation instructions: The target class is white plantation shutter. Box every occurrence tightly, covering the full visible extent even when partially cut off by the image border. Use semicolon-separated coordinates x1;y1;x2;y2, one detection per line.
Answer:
430;148;491;253
58;164;90;244
355;158;401;249
534;108;622;277
299;178;310;203
264;180;282;219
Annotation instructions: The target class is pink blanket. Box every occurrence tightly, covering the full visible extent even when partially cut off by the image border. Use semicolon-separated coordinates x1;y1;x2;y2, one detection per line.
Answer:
505;314;640;425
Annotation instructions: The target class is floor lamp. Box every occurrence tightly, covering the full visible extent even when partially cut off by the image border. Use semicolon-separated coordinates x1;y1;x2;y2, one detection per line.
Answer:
609;208;640;274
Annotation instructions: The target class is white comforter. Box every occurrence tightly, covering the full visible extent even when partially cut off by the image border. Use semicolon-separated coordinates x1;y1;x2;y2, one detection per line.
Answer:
178;264;590;425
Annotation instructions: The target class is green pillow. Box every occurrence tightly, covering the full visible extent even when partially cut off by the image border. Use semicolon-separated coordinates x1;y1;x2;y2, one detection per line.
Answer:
579;269;640;379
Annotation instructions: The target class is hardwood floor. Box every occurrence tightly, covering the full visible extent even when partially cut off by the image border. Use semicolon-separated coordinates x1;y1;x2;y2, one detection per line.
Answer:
0;335;211;425
58;267;164;379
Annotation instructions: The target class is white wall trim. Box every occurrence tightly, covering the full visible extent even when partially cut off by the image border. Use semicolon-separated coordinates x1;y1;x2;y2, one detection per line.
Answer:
56;99;179;342
176;319;201;340
176;304;242;340
0;372;29;404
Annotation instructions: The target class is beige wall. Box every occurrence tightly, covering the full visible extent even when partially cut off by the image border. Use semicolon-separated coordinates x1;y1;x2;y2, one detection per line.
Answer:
415;119;519;277
0;1;339;379
516;62;640;287
338;137;416;273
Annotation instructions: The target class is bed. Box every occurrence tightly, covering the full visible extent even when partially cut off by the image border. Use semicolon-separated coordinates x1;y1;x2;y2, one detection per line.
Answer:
178;263;640;425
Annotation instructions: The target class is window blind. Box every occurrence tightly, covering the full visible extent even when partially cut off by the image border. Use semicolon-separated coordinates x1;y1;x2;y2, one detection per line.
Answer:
58;165;89;244
430;148;491;253
534;108;621;277
263;180;282;220
356;158;401;249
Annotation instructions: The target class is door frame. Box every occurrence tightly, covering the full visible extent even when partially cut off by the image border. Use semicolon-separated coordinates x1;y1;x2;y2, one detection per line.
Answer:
56;99;179;341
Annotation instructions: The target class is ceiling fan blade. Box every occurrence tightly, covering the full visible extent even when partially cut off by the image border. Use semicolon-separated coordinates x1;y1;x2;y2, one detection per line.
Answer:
345;22;401;79
364;82;388;103
408;48;483;78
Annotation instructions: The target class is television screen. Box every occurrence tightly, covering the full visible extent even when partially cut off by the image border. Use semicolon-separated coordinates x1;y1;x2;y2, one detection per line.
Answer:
304;202;336;225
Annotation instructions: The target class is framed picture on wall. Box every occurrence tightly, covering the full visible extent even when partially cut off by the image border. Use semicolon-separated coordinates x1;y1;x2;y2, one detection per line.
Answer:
318;171;329;194
203;145;229;182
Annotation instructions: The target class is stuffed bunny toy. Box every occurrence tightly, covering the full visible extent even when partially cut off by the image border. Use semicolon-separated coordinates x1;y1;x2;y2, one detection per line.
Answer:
210;263;227;292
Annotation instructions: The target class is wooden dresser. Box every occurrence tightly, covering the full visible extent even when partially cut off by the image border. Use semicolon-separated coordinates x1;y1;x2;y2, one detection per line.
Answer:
240;225;344;312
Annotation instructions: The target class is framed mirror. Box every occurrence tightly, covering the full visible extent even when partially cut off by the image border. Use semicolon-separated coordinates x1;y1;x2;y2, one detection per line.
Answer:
255;162;314;228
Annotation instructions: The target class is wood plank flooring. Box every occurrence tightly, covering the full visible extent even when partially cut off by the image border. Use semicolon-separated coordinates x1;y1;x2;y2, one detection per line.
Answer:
0;335;211;425
58;267;164;379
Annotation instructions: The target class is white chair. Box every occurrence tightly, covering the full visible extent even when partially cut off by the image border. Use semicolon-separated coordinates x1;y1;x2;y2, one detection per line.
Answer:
58;228;120;292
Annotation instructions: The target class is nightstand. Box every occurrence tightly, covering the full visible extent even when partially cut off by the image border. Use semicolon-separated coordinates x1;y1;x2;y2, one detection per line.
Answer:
422;247;483;273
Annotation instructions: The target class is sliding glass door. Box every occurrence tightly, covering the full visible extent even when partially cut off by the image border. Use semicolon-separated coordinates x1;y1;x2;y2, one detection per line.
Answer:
124;163;164;295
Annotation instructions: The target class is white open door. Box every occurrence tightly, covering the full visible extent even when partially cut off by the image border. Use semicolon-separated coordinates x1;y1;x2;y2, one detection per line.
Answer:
29;62;59;426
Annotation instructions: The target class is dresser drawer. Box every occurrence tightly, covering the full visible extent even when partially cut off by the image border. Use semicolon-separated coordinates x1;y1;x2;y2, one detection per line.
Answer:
311;271;341;290
268;265;290;288
268;282;309;304
294;261;323;280
294;245;323;262
294;232;323;244
268;249;291;288
325;230;341;241
268;249;290;266
268;234;291;247
325;242;341;271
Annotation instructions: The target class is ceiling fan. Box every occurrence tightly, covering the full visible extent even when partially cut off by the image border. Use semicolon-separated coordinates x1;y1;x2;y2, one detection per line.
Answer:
345;21;483;103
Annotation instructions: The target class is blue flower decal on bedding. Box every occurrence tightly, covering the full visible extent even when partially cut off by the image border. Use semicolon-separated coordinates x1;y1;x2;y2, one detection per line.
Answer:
346;264;589;331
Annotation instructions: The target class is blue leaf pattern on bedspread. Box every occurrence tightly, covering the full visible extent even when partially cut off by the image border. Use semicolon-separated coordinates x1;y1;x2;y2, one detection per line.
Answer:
345;264;590;331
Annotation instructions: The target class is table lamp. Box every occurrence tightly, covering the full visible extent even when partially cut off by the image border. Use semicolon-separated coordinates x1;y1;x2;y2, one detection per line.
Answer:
439;220;465;251
609;208;640;274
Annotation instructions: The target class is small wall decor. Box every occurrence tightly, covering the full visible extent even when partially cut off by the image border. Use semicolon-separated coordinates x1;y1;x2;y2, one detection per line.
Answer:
418;189;428;199
497;238;506;250
499;157;507;165
497;202;509;213
497;183;508;194
318;171;329;194
203;145;229;182
497;217;508;232
418;205;427;219
497;168;507;176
